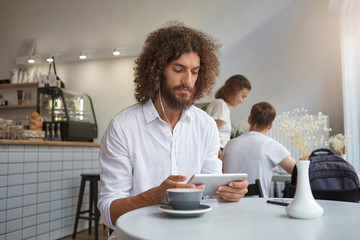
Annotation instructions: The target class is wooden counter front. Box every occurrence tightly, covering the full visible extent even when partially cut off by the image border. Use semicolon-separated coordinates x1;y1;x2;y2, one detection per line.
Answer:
0;139;100;147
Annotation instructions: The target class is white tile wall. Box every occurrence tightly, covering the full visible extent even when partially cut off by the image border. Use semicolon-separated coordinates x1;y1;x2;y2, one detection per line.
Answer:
9;152;24;163
37;212;49;224
6;208;22;221
8;163;24;174
6;219;22;232
0;224;5;238
22;226;36;239
22;215;37;229
0;165;7;175
23;184;37;195
24;163;38;173
50;229;61;239
24;152;38;162
0;152;8;163
0;200;6;211
0;144;101;239
8;174;23;186
0;189;5;200
6;230;21;240
0;212;5;223
24;173;37;184
7;186;22;198
50;200;61;211
0;177;7;188
23;194;37;206
7;197;23;209
22;206;37;218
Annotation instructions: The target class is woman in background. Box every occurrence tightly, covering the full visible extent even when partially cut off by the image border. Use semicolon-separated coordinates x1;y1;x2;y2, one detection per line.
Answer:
206;75;251;155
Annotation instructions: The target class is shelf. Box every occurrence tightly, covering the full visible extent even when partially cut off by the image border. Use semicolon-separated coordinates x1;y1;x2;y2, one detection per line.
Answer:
0;82;38;89
0;104;36;109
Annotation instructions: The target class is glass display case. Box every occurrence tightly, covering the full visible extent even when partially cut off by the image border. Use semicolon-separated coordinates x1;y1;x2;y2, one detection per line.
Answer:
37;87;97;141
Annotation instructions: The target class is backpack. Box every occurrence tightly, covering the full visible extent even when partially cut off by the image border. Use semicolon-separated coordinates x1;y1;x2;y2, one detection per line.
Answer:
283;148;360;202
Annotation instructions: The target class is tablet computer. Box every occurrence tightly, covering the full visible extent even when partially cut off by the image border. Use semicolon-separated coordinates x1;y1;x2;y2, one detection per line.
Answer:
187;173;248;196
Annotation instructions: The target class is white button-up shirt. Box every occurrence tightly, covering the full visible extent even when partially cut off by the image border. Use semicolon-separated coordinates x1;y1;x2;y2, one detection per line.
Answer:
98;99;222;229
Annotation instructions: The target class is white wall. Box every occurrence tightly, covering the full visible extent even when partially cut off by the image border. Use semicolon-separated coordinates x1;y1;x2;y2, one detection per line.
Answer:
217;0;343;135
56;57;137;142
0;0;343;142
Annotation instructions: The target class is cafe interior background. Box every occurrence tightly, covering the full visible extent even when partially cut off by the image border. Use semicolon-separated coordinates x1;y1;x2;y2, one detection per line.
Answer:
1;0;360;169
1;0;360;239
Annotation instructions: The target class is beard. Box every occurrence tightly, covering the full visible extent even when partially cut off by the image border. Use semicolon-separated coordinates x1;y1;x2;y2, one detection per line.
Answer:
160;82;195;111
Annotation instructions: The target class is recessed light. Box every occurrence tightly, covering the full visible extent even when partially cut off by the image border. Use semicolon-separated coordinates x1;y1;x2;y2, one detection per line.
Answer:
27;56;35;64
79;51;87;60
113;47;121;56
47;55;54;63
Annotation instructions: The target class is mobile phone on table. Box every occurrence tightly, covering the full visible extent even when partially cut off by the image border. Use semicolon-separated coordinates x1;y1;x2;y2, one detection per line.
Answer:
266;198;292;206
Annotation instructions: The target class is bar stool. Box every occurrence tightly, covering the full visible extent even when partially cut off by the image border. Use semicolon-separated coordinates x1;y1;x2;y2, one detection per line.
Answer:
72;173;100;240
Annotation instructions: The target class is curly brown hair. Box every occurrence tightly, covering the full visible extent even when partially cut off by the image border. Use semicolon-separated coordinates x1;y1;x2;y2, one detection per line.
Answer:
215;75;251;103
134;22;221;104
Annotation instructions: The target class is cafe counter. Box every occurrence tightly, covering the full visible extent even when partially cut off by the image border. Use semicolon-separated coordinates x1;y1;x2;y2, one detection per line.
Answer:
0;139;101;239
0;139;100;147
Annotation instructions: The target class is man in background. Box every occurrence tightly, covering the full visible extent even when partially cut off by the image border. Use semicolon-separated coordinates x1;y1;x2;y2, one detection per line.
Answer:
222;102;295;197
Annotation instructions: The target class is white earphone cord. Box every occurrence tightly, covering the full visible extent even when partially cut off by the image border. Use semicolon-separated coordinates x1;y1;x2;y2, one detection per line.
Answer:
159;88;171;127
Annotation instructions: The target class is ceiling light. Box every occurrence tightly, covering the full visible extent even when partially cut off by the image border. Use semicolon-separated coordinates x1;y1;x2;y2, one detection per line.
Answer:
113;47;121;56
79;51;87;60
27;56;35;64
47;55;54;63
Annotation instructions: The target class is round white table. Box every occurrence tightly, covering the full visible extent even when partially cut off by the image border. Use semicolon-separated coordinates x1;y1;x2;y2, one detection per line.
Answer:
116;198;360;240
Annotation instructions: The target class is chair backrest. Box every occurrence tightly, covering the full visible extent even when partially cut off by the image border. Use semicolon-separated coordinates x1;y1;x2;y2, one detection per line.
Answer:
283;148;360;203
246;179;264;197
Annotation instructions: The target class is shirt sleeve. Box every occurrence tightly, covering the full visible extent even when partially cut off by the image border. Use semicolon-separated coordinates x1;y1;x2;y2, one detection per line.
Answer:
267;139;291;166
206;99;228;123
97;119;133;230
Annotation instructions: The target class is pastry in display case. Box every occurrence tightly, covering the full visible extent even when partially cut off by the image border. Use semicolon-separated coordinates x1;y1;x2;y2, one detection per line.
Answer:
37;87;97;141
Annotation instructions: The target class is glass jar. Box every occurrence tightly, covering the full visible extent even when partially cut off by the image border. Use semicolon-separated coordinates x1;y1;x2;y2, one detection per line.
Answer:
5;119;13;139
14;121;24;140
0;118;5;139
23;92;32;105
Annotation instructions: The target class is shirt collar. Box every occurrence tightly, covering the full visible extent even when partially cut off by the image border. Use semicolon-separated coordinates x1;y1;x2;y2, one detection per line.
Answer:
142;99;193;124
143;99;158;124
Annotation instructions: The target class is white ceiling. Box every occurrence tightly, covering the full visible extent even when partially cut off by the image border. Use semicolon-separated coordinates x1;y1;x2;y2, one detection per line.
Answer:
0;0;294;58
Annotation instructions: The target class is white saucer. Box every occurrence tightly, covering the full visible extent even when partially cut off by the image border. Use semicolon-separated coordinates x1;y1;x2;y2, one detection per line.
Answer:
158;204;212;217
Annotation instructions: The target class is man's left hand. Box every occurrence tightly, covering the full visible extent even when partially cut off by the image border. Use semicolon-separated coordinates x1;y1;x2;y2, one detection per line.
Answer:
215;179;249;202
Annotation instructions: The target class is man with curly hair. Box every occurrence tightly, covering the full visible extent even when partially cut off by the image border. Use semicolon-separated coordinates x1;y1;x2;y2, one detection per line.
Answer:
98;22;249;232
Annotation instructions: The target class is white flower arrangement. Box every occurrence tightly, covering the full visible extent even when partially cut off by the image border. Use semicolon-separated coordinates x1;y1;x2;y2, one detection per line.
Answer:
274;108;332;160
329;133;347;155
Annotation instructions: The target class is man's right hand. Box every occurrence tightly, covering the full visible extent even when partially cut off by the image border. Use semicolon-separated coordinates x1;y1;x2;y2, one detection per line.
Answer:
110;175;204;226
151;175;204;204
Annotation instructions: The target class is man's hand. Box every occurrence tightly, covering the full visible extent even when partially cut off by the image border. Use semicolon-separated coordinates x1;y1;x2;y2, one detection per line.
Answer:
215;179;249;202
110;175;204;225
150;175;205;204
